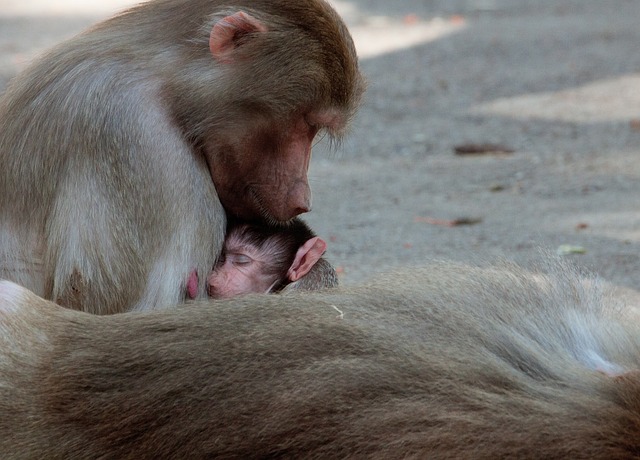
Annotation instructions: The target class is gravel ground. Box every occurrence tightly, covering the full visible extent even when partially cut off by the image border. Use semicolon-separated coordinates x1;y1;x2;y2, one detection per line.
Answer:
1;0;638;297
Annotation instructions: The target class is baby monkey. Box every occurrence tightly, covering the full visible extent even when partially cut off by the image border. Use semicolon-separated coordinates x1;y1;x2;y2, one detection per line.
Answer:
207;218;336;298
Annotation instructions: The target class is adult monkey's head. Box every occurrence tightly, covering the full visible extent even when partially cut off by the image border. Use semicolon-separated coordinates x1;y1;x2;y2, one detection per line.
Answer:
169;0;365;223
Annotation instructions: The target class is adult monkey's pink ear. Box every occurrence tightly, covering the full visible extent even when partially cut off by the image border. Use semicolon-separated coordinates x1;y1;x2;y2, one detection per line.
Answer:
209;11;267;62
287;237;327;282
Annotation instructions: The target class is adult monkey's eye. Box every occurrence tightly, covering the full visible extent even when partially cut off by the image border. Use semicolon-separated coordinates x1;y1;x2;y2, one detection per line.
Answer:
304;114;318;129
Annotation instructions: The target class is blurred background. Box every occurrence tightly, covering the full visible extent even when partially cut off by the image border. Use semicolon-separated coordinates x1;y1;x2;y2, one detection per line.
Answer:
1;0;639;296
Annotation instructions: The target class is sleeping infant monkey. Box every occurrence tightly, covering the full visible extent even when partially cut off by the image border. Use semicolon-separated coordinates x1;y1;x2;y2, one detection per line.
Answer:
205;218;338;299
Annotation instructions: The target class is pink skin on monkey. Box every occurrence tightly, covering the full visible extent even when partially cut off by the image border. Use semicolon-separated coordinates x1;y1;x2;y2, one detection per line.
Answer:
206;224;327;299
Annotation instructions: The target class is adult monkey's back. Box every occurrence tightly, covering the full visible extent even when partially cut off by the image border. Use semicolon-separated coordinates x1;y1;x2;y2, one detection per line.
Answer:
1;260;640;457
0;0;364;313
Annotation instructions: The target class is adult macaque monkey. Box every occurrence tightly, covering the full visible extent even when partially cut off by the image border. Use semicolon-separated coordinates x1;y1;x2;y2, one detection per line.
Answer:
204;217;338;299
0;0;364;313
1;260;640;458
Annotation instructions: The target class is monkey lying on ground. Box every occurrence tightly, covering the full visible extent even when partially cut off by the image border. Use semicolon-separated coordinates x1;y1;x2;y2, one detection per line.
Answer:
0;0;364;313
204;217;338;299
1;259;639;458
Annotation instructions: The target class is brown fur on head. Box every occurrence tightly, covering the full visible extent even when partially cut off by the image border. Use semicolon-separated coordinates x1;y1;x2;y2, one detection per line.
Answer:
143;0;365;222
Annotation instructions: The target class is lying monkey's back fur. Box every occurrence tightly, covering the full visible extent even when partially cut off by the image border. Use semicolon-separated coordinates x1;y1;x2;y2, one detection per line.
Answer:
1;260;640;458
